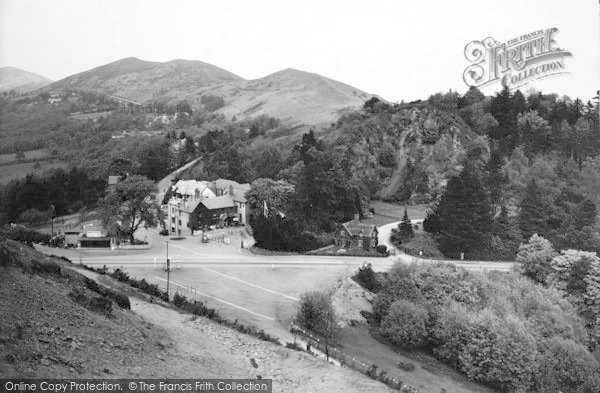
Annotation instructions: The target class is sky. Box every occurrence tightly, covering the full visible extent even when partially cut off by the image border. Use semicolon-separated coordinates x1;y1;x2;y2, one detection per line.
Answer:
0;0;598;102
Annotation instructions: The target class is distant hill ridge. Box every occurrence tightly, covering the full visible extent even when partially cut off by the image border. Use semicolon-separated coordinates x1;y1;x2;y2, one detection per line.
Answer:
0;66;52;93
46;57;373;125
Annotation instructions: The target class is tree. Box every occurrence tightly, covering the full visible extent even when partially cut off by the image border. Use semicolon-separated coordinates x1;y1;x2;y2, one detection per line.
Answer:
483;149;507;215
136;139;172;180
246;178;295;223
381;300;429;348
425;166;492;258
490;86;518;152
100;175;159;242
535;337;600;393
515;234;557;284
490;205;523;260
581;155;600;210
549;250;600;347
251;213;316;252
391;208;414;245
517;110;551;156
518;179;551;239
573;198;597;230
295;291;339;356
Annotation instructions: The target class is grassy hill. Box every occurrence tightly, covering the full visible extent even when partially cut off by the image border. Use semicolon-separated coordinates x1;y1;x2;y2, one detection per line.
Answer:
48;57;244;103
0;67;52;94
0;239;399;391
45;58;372;126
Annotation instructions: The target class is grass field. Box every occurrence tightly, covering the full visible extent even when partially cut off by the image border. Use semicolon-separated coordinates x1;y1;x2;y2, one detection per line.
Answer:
362;201;429;227
0;148;52;165
0;160;69;184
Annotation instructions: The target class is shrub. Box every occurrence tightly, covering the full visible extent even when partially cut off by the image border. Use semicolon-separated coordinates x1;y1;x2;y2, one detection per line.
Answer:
252;214;318;252
457;312;538;392
352;263;380;292
33;259;62;276
18;208;50;225
1;226;51;245
284;342;303;351
295;291;338;339
535;337;600;393
88;296;113;315
376;244;388;255
516;234;557;284
381;299;429;348
173;292;186;308
396;361;415;371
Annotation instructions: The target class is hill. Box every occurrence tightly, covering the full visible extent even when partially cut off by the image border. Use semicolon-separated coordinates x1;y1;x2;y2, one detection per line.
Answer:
48;57;244;103
46;58;372;125
0;67;52;93
202;68;371;125
0;239;396;392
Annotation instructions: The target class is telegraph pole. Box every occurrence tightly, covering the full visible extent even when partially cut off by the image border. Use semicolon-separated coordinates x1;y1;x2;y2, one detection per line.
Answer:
166;241;170;301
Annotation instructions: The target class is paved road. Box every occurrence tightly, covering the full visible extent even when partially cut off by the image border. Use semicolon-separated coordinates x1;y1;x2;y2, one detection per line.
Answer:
35;224;514;341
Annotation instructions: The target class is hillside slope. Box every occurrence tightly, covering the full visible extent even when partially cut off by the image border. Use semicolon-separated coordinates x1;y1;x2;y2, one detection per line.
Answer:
0;67;52;93
0;240;395;392
46;58;372;125
49;57;244;103
205;68;371;125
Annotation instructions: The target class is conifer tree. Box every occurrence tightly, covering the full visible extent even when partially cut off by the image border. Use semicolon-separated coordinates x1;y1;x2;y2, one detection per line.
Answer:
398;208;414;240
518;179;551;239
426;165;492;258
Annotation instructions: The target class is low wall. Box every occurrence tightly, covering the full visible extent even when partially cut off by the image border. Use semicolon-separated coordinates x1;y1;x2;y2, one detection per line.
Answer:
115;243;150;250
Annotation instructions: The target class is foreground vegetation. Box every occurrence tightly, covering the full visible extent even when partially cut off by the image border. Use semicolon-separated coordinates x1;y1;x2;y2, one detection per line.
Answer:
358;261;600;393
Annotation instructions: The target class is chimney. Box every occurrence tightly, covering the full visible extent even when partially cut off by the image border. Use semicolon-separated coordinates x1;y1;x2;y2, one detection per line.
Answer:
353;213;360;222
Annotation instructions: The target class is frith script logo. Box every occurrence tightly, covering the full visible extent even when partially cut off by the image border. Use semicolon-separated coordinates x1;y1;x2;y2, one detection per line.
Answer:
463;28;572;90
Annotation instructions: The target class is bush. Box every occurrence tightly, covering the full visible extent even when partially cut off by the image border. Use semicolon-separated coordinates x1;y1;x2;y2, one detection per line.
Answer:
200;95;225;112
1;226;51;245
535;337;600;393
18;208;50;225
173;292;186;308
515;234;557;284
376;244;388;255
381;299;429;348
352;263;380;292
373;262;598;393
159;228;169;236
252;214;318;252
396;361;415;371
295;291;338;339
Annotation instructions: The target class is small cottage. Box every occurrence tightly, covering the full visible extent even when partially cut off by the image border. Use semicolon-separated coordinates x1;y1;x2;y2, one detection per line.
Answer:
334;216;378;251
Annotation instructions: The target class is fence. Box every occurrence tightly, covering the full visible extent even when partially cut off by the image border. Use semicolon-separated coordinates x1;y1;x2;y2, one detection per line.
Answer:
290;322;410;391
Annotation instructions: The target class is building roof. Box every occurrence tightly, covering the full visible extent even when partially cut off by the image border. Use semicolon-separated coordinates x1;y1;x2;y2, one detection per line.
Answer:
107;175;120;185
173;180;213;198
179;199;202;213
341;221;377;237
201;195;236;210
213;178;251;203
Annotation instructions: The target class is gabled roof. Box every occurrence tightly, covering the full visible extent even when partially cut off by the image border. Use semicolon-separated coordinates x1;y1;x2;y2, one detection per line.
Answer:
201;195;236;210
340;221;377;237
179;199;202;213
213;178;251;203
173;180;213;197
